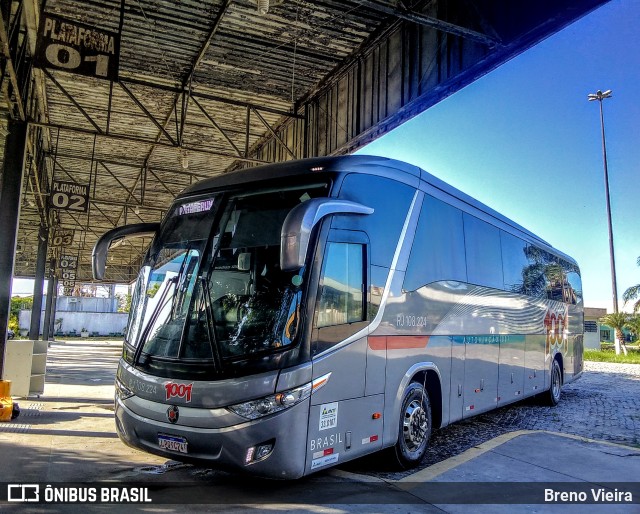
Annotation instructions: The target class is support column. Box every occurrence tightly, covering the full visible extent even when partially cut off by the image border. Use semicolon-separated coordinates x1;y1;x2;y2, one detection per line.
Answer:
30;225;49;339
0;118;27;378
110;283;117;312
48;278;58;339
42;260;56;341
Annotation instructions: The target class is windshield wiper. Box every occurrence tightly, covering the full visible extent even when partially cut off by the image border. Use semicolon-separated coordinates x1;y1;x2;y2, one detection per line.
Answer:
200;276;223;371
171;248;193;319
132;276;178;367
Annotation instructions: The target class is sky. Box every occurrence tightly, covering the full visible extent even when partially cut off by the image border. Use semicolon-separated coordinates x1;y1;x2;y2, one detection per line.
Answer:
356;0;639;312
13;0;640;312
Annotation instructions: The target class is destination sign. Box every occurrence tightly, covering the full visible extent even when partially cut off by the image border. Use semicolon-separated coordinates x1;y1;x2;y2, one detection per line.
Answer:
176;198;215;216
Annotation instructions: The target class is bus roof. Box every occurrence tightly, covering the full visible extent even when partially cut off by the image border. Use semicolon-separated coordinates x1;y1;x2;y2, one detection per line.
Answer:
179;155;577;266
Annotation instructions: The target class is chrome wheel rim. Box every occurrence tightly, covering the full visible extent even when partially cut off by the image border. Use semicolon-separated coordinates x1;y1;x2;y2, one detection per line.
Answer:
552;364;561;400
402;399;428;451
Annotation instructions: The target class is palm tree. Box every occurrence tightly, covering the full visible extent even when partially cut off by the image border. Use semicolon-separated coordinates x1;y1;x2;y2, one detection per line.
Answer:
600;312;630;355
624;315;640;344
622;256;640;312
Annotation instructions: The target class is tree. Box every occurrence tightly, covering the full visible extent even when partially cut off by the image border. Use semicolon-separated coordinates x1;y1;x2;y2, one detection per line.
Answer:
9;296;33;334
116;293;132;313
600;312;630;355
624;316;640;344
146;283;161;298
622;256;640;312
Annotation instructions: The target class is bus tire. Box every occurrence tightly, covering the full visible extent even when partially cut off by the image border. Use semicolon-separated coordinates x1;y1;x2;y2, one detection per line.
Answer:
543;358;562;406
393;382;432;469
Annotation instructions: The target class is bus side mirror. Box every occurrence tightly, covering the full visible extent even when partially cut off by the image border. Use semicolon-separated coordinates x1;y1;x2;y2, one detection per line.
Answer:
92;223;160;280
280;198;373;272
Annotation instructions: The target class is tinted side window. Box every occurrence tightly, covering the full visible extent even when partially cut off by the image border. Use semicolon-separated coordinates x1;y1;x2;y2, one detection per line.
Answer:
312;241;368;356
500;231;529;295
316;242;364;327
551;258;582;305
404;195;466;291
566;271;583;305
494;231;580;303
521;246;581;303
463;214;503;290
545;259;566;302
334;174;413;268
521;245;549;298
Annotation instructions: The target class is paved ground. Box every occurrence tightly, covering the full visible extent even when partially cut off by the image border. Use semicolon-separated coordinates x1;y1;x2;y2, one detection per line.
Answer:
1;340;639;512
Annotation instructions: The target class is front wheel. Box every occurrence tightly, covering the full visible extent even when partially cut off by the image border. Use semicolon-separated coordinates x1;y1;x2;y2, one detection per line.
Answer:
543;358;562;406
393;382;432;469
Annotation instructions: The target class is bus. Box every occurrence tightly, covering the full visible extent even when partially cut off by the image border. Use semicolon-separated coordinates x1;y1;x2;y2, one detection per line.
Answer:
93;155;583;479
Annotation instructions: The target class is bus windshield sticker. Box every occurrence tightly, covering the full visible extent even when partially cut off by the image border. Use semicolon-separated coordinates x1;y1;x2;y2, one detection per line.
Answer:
319;402;338;431
176;198;215;216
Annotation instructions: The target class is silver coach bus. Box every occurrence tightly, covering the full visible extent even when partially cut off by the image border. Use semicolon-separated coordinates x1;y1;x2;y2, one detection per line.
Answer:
93;155;583;479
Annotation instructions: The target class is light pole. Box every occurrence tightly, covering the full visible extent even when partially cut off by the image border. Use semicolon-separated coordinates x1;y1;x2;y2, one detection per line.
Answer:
588;89;618;313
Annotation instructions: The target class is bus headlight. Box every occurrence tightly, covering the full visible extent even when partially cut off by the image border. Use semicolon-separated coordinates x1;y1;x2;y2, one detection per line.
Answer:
228;372;331;420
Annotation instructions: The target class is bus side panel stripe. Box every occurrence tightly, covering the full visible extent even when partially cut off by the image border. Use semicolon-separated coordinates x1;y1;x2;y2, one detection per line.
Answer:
368;336;387;350
368;335;430;350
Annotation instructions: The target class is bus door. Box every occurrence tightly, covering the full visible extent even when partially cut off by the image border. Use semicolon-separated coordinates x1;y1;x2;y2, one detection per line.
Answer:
305;229;384;472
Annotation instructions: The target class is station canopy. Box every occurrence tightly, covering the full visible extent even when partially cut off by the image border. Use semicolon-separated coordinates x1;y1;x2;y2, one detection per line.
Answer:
0;0;608;286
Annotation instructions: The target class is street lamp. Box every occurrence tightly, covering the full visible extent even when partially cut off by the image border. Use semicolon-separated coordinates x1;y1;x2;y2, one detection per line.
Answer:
588;89;618;313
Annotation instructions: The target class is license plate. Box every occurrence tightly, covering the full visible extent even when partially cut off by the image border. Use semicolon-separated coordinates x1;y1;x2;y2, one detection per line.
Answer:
157;433;188;454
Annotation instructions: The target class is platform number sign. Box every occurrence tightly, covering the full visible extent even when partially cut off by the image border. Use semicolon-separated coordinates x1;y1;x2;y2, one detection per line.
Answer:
51;229;74;248
34;13;120;81
50;180;90;213
60;254;78;294
59;254;78;270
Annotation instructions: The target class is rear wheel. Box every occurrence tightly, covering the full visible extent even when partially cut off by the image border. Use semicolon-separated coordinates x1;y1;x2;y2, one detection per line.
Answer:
543;358;562;406
393;382;432;469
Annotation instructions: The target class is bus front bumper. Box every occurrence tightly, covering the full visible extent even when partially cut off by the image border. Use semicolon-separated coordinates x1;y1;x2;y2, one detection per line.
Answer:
115;395;310;479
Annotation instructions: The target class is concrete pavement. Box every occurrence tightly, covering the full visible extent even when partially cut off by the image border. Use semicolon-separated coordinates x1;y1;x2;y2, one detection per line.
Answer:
0;338;638;512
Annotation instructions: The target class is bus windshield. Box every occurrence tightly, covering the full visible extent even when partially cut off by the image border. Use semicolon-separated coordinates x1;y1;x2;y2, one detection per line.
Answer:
125;196;219;358
126;184;328;370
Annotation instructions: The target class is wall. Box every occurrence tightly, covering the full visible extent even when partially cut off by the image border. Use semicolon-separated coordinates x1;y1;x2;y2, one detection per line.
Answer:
584;330;600;350
19;310;128;336
584;307;606;350
18;295;127;336
55;296;118;313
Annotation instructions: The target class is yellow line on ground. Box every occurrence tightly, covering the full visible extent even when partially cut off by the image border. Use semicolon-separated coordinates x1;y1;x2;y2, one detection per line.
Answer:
533;430;640;452
398;430;536;483
399;429;640;483
332;430;640;487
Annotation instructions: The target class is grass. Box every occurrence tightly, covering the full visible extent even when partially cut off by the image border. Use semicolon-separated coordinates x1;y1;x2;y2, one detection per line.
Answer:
584;348;640;364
